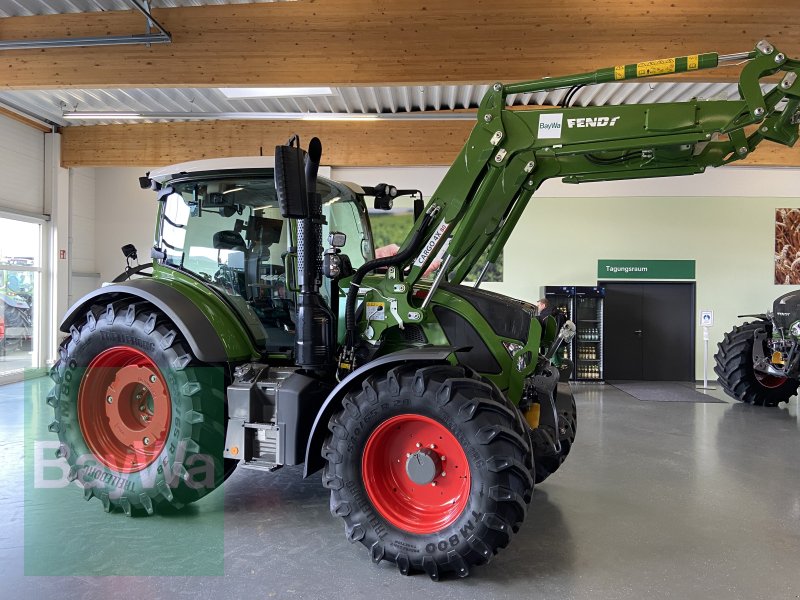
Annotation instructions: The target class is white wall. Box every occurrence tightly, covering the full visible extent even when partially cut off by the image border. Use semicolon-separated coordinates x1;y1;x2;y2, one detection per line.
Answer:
68;168;98;302
94;167;157;284
87;162;800;379
0;115;44;216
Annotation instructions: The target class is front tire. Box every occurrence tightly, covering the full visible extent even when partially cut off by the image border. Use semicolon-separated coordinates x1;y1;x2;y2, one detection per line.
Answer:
48;301;230;515
533;382;577;484
322;364;533;580
713;321;799;407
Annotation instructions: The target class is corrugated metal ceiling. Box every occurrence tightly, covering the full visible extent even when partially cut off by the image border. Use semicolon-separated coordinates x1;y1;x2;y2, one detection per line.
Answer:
0;1;766;127
0;0;285;17
0;81;765;127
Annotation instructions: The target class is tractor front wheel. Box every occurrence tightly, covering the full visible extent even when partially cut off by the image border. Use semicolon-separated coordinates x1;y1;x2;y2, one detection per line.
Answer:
322;364;533;580
713;321;799;407
533;382;577;484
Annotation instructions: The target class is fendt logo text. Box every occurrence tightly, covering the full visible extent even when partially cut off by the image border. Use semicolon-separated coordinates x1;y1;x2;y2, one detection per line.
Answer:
567;116;621;128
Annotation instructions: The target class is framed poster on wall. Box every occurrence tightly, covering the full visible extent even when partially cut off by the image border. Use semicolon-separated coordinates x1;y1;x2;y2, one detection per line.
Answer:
775;208;800;284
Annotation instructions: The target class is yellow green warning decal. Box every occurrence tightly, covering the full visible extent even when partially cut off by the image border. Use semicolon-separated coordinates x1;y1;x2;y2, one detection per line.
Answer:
614;54;701;80
366;301;386;321
636;58;676;77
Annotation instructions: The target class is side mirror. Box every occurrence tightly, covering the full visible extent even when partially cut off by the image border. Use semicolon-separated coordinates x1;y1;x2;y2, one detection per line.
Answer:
121;244;138;261
274;134;309;219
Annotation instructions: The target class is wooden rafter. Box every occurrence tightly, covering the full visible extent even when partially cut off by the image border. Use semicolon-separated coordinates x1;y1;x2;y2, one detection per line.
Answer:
2;0;799;89
60;119;800;168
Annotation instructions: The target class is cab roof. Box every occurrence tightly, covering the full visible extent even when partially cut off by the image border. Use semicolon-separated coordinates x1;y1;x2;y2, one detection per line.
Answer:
147;156;276;183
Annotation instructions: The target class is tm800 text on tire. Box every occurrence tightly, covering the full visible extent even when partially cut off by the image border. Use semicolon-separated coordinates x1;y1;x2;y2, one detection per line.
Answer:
48;300;233;515
322;364;534;580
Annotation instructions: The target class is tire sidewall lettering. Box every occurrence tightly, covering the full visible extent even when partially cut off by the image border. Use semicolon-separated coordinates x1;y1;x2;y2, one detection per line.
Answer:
54;313;201;502
332;370;516;567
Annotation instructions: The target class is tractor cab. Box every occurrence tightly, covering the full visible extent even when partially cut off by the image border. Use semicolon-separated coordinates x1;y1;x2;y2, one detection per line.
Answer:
147;158;375;354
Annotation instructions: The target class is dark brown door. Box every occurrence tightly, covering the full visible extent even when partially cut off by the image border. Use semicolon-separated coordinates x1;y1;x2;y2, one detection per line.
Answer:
603;282;695;381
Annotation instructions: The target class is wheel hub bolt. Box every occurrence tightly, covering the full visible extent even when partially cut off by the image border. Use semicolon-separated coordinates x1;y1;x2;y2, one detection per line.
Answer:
143;437;151;446
139;405;146;412
106;396;113;404
149;374;157;383
415;442;422;448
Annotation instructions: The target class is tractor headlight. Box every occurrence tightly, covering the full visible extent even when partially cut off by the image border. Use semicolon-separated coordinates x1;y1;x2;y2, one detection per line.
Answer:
502;342;531;372
791;321;800;338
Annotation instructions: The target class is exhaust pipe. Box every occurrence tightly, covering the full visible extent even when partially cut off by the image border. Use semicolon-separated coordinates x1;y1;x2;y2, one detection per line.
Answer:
295;137;335;370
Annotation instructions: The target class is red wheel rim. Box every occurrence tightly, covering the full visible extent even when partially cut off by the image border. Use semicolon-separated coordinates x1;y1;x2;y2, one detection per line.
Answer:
78;346;171;473
362;414;471;534
755;371;787;389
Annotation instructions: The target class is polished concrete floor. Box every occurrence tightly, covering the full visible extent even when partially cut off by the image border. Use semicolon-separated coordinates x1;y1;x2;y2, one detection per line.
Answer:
3;377;800;599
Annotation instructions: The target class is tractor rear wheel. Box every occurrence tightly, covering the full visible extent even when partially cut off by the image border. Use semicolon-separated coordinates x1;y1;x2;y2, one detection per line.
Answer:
48;300;231;515
322;364;533;580
713;321;799;407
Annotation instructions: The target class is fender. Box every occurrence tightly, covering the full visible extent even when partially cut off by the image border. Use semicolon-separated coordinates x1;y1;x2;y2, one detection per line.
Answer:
303;346;455;477
59;278;250;363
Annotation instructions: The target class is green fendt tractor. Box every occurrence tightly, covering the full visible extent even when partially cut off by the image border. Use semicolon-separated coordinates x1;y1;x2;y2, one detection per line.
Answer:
714;292;800;406
49;40;800;579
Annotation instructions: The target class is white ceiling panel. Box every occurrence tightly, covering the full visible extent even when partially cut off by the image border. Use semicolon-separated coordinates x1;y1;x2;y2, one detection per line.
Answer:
0;81;767;127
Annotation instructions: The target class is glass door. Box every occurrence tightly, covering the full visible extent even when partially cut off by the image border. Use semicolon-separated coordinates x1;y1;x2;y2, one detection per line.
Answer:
0;216;42;379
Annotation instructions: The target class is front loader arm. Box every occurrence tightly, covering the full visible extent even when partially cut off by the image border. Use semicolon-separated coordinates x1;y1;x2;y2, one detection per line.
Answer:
344;40;800;364
395;40;800;289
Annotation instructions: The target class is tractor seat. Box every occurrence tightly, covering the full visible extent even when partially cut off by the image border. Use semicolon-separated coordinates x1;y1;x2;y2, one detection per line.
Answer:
213;230;247;252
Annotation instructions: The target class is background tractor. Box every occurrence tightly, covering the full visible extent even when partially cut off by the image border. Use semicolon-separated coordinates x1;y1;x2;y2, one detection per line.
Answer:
714;292;800;406
49;40;800;579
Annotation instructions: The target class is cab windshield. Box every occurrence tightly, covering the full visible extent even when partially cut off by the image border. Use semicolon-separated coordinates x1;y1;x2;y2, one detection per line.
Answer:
157;171;373;352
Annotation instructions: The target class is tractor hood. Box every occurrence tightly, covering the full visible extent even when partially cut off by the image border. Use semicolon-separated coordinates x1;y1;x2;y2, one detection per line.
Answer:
438;283;538;344
773;290;800;329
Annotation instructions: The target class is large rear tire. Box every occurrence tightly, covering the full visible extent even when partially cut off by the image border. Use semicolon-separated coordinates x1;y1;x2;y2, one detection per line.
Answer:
713;321;799;407
48;301;231;515
322;364;533;580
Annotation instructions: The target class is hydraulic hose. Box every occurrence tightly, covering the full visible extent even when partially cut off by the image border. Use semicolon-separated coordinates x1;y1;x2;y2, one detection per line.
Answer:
344;210;436;346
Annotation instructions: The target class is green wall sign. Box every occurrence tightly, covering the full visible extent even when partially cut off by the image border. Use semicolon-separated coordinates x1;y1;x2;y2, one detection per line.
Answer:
598;259;696;279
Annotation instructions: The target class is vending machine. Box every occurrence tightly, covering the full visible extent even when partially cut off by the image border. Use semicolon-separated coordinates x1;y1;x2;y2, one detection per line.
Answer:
574;286;605;381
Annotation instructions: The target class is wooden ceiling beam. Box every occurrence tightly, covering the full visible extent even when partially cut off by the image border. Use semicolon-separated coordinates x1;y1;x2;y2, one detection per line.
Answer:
59;120;476;168
2;0;799;89
60;119;800;168
0;105;51;132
